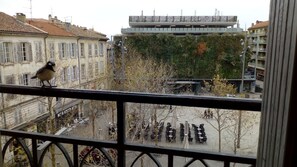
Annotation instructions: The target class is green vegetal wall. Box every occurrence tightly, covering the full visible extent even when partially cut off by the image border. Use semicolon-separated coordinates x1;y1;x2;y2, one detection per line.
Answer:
115;34;248;79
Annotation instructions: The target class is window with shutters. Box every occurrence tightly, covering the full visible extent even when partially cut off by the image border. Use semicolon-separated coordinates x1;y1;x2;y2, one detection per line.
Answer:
0;42;13;63
19;73;30;85
59;43;67;59
88;44;92;57
72;43;77;58
80;43;85;58
99;61;104;74
99;43;104;56
49;42;55;61
17;42;32;62
60;67;67;83
88;62;93;78
67;66;71;82
5;75;16;99
69;43;76;58
72;65;78;81
35;42;43;62
94;44;98;56
81;64;86;80
95;62;99;76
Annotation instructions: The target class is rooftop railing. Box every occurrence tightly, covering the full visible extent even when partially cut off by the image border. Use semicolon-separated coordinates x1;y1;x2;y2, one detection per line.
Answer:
121;27;243;34
129;16;238;23
0;84;261;167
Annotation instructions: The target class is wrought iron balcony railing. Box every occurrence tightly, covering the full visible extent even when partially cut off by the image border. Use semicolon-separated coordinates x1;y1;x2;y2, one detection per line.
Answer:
0;84;261;167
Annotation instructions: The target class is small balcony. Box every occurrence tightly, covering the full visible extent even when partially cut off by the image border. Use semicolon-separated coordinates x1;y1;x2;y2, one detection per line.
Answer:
0;84;261;167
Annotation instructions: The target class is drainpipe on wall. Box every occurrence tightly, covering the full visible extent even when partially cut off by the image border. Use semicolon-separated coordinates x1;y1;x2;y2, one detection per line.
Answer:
44;35;48;62
1;93;7;129
77;38;81;86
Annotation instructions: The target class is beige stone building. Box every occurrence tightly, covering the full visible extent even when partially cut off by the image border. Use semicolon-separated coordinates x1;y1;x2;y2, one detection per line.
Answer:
0;12;109;132
0;12;49;130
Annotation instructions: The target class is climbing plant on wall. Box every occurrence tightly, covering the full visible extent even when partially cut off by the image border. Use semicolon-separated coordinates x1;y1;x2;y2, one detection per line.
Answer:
115;33;247;79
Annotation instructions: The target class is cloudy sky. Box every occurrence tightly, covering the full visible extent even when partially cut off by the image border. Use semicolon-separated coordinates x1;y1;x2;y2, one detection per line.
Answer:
0;0;270;38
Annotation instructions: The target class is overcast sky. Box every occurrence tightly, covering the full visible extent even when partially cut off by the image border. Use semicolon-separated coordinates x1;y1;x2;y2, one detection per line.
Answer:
0;0;270;38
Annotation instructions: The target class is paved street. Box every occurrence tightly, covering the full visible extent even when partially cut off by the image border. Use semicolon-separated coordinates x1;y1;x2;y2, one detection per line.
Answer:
40;105;260;167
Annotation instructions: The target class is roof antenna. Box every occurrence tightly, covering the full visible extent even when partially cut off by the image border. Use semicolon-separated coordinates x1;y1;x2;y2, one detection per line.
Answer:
29;0;32;19
51;7;53;16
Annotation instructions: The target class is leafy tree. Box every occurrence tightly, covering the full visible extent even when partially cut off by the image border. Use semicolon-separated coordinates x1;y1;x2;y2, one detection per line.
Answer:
107;45;175;166
202;74;257;155
196;42;207;56
224;110;257;154
203;74;236;152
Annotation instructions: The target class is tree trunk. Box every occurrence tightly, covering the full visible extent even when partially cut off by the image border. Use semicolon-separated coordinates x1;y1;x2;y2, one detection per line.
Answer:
237;110;242;148
92;108;96;138
218;129;221;152
217;110;222;152
154;107;158;146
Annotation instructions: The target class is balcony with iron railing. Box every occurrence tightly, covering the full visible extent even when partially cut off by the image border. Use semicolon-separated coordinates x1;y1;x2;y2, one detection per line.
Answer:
0;84;261;167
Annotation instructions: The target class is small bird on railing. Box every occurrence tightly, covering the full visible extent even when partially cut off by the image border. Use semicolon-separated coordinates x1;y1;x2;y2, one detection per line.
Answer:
31;61;56;87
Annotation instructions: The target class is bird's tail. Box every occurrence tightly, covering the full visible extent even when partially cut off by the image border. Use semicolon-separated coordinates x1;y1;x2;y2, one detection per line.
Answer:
31;75;37;79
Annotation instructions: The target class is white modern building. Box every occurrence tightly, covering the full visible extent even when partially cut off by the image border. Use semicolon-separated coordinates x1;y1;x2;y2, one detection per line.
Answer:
122;14;243;35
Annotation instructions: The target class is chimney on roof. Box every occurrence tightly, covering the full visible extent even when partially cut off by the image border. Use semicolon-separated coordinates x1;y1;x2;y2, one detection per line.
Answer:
65;22;71;31
256;20;262;24
50;16;60;23
16;13;26;23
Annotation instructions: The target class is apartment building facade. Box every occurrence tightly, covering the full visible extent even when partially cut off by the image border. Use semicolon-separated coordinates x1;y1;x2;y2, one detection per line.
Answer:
0;12;109;132
247;20;268;82
0;12;49;131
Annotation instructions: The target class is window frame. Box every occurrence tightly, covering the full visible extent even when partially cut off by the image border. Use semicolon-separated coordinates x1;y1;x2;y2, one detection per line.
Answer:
81;64;86;80
49;42;55;61
0;42;13;63
80;43;85;58
88;43;92;57
34;41;43;62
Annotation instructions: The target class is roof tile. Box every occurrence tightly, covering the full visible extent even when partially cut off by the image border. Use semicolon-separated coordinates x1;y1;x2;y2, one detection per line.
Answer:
0;12;46;35
248;21;269;30
28;19;75;37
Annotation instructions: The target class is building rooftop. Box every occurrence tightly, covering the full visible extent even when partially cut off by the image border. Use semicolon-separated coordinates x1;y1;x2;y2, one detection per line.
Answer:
28;19;75;37
47;15;108;41
122;15;242;35
0;12;46;35
129;15;238;27
248;21;269;30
